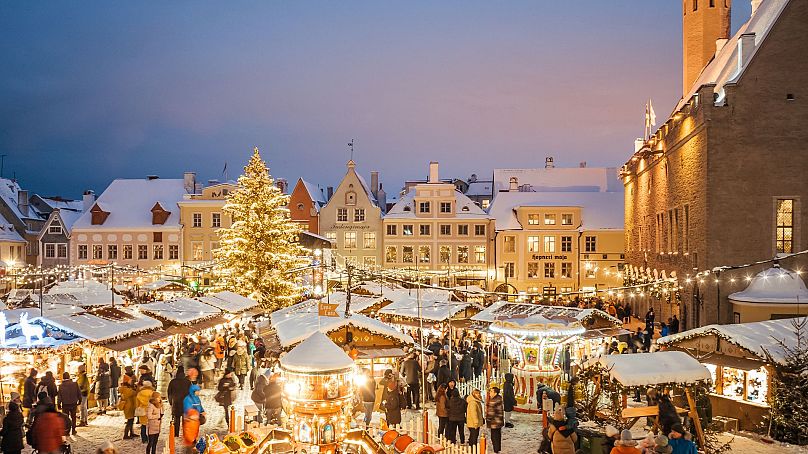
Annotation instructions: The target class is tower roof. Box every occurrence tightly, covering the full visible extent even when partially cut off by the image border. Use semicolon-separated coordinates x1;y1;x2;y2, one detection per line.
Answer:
280;331;354;373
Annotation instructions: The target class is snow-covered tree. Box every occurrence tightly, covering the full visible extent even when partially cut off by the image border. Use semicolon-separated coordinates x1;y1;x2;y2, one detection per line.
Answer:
213;148;307;310
764;318;808;445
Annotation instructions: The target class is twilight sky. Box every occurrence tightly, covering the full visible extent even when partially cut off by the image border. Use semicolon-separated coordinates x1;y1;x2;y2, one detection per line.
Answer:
1;1;751;198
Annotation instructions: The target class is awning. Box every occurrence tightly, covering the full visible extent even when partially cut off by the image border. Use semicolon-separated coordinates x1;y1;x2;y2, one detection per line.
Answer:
699;352;765;371
102;329;174;352
169;315;228;335
355;347;408;359
582;328;632;339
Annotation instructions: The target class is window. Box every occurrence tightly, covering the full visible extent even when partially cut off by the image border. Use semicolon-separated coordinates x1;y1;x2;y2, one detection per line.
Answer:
153;244;164;260
440;202;452;213
482;199;490;209
108;244;118;260
325;232;337;243
387;224;398;236
684;205;690;251
211;242;219;252
344;232;357;249
474;245;486;263
457;225;469;235
504;236;515;253
544;263;556;279
45;244;56;258
363;232;376;249
457;246;469;263
586;267;596;278
528;236;540;252
561;236;572;252
419;202;431;213
403;225;414;236
124;245;133;260
93;245;103;260
776;199;795;253
212;212;221;228
344;256;356;265
504;262;515;278
527;262;539;278
48;224;62;234
138;245;148;260
192;213;202;228
153;232;163;242
528;214;540;225
693;0;698;11
354;208;365;222
544;214;556;225
585;236;597;252
561;214;573;226
57;244;67;258
419;245;430;263
386;246;397;263
168;244;177;259
78;244;88;260
439;224;450;236
561;262;572;278
363;256;376;267
402;246;414;263
440;245;451;263
544;236;556;253
475;225;486;236
420;224;431;236
192;242;203;260
337;208;348;222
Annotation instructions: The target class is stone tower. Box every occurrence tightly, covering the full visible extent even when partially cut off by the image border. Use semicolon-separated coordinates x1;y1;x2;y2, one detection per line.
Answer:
682;0;731;95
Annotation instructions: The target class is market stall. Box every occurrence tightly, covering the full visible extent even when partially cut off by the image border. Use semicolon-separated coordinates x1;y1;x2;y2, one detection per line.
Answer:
657;317;804;430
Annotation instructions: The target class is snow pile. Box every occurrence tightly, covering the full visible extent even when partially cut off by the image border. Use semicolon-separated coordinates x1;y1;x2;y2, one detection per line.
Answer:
139;297;220;324
586;351;711;387
280;331;354;372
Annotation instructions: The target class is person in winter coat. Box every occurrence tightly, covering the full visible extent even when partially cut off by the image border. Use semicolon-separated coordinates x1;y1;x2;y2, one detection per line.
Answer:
546;407;578;454
465;388;484;446
109;357;121;406
182;385;204;449
57;372;81;435
435;384;449;438
167;366;193;437
374;369;394;412
119;381;138;439
232;342;250;389
0;401;24;454
29;405;65;454
652;435;673;454
610;429;641;454
138;365;156;389
535;383;560;410
459;351;473;382
77;364;90;426
145;393;163;454
158;356;175;397
667;423;697;454
22;368;38;424
217;369;238;425
381;380;403;427
137;381;155;443
199;349;217;389
436;360;452;388
485;387;504;454
182;384;205;425
657;395;681;436
264;374;283;425
36;371;58;402
251;369;268;424
446;389;467;444
93;364;111;414
400;354;421;410
503;373;517;428
359;369;377;428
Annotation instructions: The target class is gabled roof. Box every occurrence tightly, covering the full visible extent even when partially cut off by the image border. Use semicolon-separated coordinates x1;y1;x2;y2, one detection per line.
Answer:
38;209;84;241
300;179;328;207
0;178;45;224
323;161;379;209
488;191;624;231
73;178;188;230
385;188;491;219
465;181;494;198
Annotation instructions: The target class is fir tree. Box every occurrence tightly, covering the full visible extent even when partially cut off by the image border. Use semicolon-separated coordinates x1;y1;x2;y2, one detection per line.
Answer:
763;317;808;445
213;147;308;310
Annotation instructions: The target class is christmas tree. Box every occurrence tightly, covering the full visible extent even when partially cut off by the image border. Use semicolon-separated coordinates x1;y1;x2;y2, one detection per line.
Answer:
214;147;308;310
763;318;808;445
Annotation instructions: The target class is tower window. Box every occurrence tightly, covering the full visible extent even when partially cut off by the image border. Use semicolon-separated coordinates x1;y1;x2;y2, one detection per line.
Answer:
786;93;795;101
709;0;714;7
693;0;698;11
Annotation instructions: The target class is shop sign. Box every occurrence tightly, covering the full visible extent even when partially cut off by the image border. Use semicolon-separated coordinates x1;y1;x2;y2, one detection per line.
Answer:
531;255;568;260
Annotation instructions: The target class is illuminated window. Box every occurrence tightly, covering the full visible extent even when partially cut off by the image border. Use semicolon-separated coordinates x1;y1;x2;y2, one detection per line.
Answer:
363;256;376;267
192;242;203;260
457;246;469;263
544;263;555;279
504;262;515;278
528;214;540;225
527;262;539;278
419;245;430;263
544;236;556;253
386;246;397;263
481;199;490;209
138;245;148;260
440;245;451;263
504;236;515;253
344;232;357;249
528;236;540;252
474;245;486;262
153;244;164;260
363;232;376;249
544;214;556;225
776;199;794;253
561;262;572;278
325;232;337;243
402;246;414;263
93;245;103;260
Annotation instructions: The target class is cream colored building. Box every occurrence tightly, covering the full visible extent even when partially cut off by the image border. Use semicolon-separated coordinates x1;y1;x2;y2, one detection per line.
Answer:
178;182;236;265
383;162;494;287
319;160;383;268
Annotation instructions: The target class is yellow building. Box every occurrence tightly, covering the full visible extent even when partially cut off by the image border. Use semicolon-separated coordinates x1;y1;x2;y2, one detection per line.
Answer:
177;182;236;265
488;172;624;299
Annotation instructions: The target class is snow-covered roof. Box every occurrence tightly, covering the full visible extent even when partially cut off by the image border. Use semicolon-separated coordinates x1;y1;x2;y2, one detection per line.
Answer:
488;191;624;231
471;301;622;328
273;307;413;348
47;279;126;306
493;168;622;194
586;351;711;387
384;188;491;220
0;178;45;223
72;178;188;230
676;0;789;111
56;209;84;233
200;291;260;313
465;181;493;198
300;179;328;207
38;197;84;212
303;292;387;314
280;331;355;372
142;280;187;291
139;297;220;324
0;220;25;243
728;266;808;305
658;317;806;365
378;295;478;322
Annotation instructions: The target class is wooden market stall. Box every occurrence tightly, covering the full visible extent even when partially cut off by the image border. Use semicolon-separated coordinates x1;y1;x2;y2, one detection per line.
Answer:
657;317;805;431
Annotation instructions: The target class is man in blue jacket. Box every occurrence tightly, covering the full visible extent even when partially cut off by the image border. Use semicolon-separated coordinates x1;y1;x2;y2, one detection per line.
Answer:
668;423;698;454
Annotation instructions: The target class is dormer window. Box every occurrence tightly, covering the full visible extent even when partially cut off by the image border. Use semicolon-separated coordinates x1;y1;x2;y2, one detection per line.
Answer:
151;202;171;225
90;204;110;225
461;206;470;212
345;189;357;206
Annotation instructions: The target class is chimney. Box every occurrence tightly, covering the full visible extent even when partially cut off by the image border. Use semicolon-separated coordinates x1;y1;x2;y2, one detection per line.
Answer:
545;157;555;169
327;186;334;201
751;0;763;15
147;175;159;180
82;190;95;212
509;177;518;192
738;33;757;72
634;138;645;152
579;161;587;168
370;171;379;198
428;162;439;183
17;190;29;217
276;178;288;193
715;38;728;55
377;183;387;215
183;171;196;194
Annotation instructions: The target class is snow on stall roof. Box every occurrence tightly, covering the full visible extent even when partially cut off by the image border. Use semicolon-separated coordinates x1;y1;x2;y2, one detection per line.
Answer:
586;351;711;387
142;280;187;291
280;331;355;372
48;280;125;306
2;305;83;325
492;168;621;194
727;266;808;304
384;189;491;220
29;307;162;343
201;291;259;313
658;317;806;365
72;178;188;230
273;309;413;348
488;191;624;231
140;298;220;324
378;295;478;322
471;301;622;327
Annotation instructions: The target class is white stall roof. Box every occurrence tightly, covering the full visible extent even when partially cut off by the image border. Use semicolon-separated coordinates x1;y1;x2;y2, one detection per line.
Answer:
280;331;354;372
36;308;161;344
585;351;711;387
378;296;477;322
139;297;220;324
202;291;260;313
273;309;413;348
472;301;621;327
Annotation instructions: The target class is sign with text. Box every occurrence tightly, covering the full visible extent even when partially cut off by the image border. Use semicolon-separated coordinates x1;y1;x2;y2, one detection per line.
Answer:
318;302;340;317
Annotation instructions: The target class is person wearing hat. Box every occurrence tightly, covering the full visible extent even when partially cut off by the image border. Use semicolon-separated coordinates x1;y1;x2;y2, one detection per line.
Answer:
22;368;38;424
0;401;24;454
546;406;577;454
145;391;163;454
668;423;697;454
136;381;155;443
57;372;81;434
609;429;641;454
96;440;119;454
138;365;156;390
217;368;238;425
653;435;673;454
465;388;484;446
485;386;504;454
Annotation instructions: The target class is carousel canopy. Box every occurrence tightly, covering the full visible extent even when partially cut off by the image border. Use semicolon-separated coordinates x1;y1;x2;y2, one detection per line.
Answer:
728;266;808;305
139;297;220;324
586;351;711;387
273;307;413;349
280;331;354;373
658;317;806;365
472;301;621;328
199;291;259;314
490;314;586;338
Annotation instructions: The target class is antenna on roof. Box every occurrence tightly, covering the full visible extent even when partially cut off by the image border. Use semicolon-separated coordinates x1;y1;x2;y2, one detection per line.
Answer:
348;139;355;161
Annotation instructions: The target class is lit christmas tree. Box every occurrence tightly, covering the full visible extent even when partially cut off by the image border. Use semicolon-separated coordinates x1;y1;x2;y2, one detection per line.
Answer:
214;147;307;310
